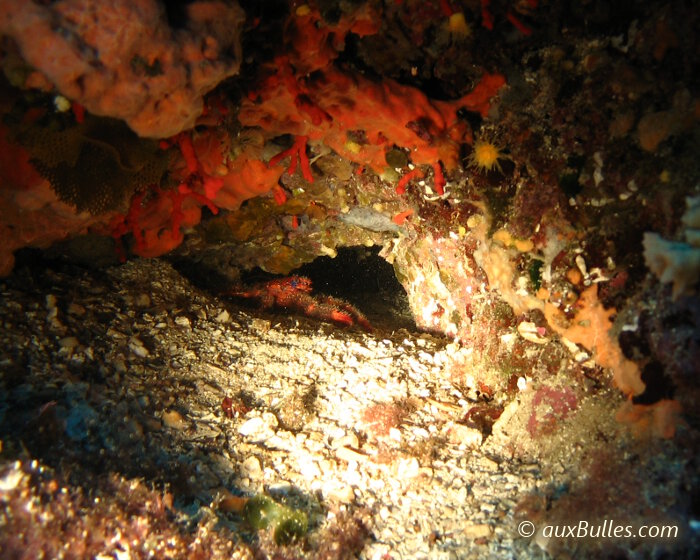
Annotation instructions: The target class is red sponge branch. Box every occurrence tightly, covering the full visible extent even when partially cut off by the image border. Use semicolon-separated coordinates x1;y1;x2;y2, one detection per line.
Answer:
506;11;532;35
177;133;200;175
269;135;314;182
480;0;494;30
432;162;446;195
396;168;425;195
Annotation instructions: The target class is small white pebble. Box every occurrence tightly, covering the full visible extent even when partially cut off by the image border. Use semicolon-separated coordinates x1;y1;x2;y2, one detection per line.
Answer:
323;482;355;504
67;303;86;316
333;432;359;449
58;336;79;350
162;410;188;430
0;468;23;491
241;456;262;478
395;457;420;479
238;416;265;437
174;316;191;328
215;309;230;323
53;95;71;112
129;337;149;358
298;457;321;480
413;427;430;439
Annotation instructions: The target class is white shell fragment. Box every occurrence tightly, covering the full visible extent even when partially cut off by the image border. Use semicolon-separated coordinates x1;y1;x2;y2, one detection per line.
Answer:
517;321;548;344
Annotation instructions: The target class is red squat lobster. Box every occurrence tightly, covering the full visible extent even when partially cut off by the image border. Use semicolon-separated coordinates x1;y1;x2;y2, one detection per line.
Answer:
223;276;372;331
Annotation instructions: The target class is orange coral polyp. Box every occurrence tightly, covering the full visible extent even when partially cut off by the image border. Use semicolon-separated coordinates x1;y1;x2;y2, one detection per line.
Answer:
468;139;503;173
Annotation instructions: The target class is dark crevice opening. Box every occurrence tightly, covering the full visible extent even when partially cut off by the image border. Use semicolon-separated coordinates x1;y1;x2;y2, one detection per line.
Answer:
631;361;676;406
238;246;416;332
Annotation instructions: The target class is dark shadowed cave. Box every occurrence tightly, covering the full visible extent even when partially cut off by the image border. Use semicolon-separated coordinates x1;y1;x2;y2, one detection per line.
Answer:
0;1;699;558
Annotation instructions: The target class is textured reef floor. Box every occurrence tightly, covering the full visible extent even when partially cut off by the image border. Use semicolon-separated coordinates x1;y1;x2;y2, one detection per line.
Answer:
0;258;697;558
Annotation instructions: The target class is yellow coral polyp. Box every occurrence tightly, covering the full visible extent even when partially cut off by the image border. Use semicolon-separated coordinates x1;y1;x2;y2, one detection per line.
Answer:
344;140;362;154
447;13;471;37
468;139;503;173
